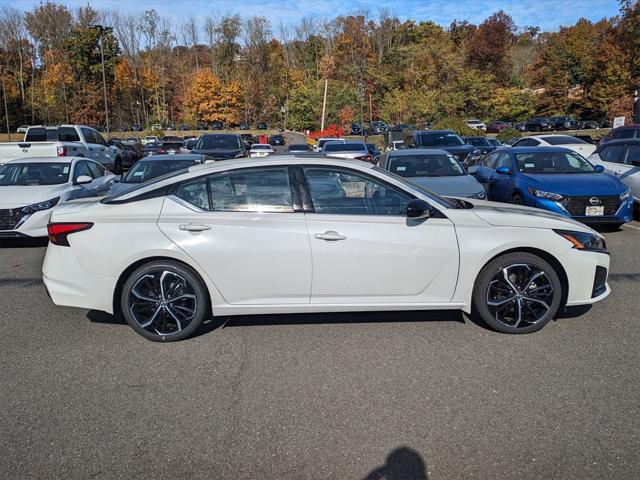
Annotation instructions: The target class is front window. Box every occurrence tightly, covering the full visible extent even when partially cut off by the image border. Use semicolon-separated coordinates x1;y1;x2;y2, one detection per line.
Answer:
197;135;241;150
515;152;596;174
209;168;293;212
124;161;198;184
0;162;70;186
417;132;465;147
304;167;411;215
388;154;466;177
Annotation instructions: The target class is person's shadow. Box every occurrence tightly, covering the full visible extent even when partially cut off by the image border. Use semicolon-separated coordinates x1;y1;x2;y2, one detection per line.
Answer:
362;447;428;480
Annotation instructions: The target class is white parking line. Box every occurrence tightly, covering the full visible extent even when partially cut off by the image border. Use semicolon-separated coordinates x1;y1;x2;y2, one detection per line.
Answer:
623;224;640;231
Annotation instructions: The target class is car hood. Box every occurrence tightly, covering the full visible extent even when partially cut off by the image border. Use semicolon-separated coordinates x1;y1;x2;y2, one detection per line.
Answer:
191;148;242;160
520;172;626;196
464;198;594;232
408;175;484;198
0;184;67;207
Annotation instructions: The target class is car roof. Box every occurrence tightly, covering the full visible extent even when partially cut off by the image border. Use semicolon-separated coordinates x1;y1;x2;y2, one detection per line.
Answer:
107;155;376;202
598;138;640;147
500;146;577;153
137;154;205;162
5;156;78;164
416;130;455;134
387;148;449;156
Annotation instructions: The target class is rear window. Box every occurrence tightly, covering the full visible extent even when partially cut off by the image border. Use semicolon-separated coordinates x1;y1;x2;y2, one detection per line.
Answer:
323;143;367;152
539;135;587;145
417;132;465;147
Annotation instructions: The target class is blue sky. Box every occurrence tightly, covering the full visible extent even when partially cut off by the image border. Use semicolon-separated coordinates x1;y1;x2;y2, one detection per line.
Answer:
6;0;621;31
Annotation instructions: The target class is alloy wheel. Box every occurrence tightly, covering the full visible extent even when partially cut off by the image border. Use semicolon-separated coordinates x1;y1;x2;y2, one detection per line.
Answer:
486;263;554;328
128;270;197;336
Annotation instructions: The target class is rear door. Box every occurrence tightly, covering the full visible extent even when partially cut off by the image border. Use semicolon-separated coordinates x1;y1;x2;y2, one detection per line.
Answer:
158;166;312;305
299;166;459;304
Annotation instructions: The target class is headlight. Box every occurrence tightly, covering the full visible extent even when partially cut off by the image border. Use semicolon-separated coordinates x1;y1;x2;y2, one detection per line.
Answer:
554;229;607;252
470;190;486;199
527;187;564;201
620;189;630;200
19;197;60;216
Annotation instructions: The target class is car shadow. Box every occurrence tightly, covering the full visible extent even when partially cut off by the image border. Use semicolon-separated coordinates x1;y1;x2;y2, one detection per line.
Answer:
0;237;48;248
362;446;429;480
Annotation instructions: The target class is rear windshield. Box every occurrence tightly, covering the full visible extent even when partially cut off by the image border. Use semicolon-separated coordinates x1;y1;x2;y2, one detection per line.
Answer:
197;135;241;150
323;143;366;152
123;160;198;184
24;127;80;142
317;139;344;149
539;135;587;145
251;145;272;150
0;162;70;186
388;154;466;177
417;132;464;147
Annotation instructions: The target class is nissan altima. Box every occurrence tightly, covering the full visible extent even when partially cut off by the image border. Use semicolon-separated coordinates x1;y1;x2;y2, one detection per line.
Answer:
42;156;611;341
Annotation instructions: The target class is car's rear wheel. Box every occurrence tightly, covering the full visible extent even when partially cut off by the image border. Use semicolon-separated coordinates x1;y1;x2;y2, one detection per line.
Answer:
121;260;208;341
472;252;562;334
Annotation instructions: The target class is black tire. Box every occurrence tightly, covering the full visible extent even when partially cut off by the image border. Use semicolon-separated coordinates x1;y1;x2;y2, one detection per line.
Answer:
472;252;562;334
511;193;524;205
120;260;209;342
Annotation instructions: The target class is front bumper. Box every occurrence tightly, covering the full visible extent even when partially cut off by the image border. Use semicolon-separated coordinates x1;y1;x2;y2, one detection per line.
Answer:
563;249;611;306
529;196;634;224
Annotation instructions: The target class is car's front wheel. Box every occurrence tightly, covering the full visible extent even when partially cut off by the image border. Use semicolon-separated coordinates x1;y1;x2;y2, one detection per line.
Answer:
472;252;562;334
121;260;209;341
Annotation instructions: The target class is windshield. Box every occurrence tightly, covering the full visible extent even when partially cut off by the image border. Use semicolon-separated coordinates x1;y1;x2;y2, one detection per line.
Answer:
515;152;596;174
388;154;466;177
123;160;198;184
197;135;241;150
465;137;491;147
317;139;343;149
288;144;310;151
373;166;458;209
418;132;465;147
251;145;272;150
323;143;367;152
539;135;587;145
0;162;70;186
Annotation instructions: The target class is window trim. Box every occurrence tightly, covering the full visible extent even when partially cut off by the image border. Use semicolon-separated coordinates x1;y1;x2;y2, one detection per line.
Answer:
298;164;417;217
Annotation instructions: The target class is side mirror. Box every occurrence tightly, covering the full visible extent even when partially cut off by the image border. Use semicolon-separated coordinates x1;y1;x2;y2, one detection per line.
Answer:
632;160;640;167
594;164;605;173
496;166;511;174
112;175;122;183
75;175;92;185
406;198;435;219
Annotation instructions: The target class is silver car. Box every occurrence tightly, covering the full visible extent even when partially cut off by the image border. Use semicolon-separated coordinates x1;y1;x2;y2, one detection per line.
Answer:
377;149;486;199
322;141;372;162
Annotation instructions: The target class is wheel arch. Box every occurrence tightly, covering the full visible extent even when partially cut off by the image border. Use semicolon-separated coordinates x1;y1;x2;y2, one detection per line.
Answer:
473;247;569;307
112;256;213;317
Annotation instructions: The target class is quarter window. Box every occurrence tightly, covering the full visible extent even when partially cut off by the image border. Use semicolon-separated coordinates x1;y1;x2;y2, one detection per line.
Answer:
303;167;411;215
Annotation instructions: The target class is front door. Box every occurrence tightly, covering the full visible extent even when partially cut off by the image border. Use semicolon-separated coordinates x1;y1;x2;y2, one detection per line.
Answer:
300;166;459;304
158;166;312;305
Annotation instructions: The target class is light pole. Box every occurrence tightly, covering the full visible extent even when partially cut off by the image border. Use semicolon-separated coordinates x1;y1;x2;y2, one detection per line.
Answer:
1;68;11;141
91;25;111;138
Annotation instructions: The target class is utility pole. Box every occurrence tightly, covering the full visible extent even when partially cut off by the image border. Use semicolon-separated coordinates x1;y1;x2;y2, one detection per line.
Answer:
1;68;11;141
92;25;111;138
369;93;373;123
320;78;328;132
634;89;640;124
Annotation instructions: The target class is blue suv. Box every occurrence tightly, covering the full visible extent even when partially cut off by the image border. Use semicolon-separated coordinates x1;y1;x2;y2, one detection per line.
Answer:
469;147;633;226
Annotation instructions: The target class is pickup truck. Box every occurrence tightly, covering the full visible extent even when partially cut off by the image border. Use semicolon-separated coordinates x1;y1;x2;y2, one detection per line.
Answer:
0;125;115;169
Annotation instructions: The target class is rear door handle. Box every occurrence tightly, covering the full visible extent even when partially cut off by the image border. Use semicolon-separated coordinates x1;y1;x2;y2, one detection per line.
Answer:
179;222;212;232
314;231;347;241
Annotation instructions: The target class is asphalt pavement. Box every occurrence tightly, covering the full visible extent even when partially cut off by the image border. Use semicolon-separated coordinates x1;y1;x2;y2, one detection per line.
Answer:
1;162;639;478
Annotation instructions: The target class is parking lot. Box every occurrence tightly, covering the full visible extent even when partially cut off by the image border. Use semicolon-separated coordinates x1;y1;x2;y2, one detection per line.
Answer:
0;220;638;479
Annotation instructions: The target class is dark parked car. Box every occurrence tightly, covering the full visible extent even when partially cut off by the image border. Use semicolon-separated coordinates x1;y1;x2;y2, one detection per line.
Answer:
404;130;479;166
142;141;162;156
549;116;578;131
462;136;499;156
579;120;600;130
256;122;268;130
350;123;363;135
390;124;413;132
486;121;511;133
183;138;198;150
525;117;553;132
121;139;143;160
286;143;312;152
158;141;184;154
131;123;142;132
368;121;388;135
239;122;250;130
179;124;190;131
269;134;285;146
514;122;527;132
210;120;224;130
108;139;136;171
599;125;640;145
196;121;208;130
191;134;245;160
366;143;381;159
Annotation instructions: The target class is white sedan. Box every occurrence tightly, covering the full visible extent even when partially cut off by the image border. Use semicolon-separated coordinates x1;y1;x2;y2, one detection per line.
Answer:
249;143;275;157
511;135;596;157
43;156;611;341
466;119;487;131
0;157;116;238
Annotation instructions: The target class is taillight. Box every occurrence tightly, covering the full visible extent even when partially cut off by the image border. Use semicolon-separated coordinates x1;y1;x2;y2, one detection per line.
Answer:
57;145;68;156
356;155;373;163
47;223;93;246
158;148;166;153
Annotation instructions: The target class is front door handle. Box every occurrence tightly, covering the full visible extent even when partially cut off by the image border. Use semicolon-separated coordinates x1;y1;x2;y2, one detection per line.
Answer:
314;230;347;241
179;222;212;232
